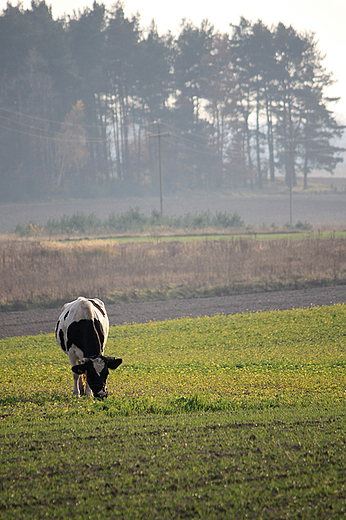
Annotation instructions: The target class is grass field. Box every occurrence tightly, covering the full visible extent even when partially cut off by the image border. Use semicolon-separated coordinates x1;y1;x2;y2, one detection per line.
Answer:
1;305;346;518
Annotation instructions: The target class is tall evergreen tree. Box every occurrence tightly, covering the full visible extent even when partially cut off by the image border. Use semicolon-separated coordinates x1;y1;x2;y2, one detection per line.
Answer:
291;33;344;187
273;23;309;187
136;21;173;119
67;2;107;183
105;1;141;182
249;20;278;187
131;22;174;184
201;32;235;187
174;19;215;127
228;18;256;187
172;19;217;188
273;23;344;187
0;3;344;199
0;1;74;200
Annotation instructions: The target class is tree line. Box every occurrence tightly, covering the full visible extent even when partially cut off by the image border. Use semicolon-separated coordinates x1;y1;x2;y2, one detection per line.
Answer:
0;0;344;201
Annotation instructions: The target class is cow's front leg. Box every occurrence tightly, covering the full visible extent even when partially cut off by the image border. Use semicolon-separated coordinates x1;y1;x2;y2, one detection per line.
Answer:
69;346;85;397
85;381;93;397
72;372;84;397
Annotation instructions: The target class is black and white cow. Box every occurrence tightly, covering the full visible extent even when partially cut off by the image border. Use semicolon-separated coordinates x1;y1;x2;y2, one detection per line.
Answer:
56;297;122;398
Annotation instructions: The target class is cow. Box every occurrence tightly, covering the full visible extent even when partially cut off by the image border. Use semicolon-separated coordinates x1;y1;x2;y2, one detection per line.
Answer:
55;297;122;398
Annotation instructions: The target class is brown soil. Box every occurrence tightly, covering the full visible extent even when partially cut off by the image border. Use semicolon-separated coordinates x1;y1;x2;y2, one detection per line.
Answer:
1;285;345;339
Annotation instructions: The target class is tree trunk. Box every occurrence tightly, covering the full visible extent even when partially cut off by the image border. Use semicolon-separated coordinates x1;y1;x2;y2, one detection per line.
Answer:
265;89;275;182
256;87;262;188
303;151;308;189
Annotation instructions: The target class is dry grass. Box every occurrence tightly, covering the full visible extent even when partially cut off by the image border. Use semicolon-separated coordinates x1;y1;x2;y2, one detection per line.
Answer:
1;235;346;309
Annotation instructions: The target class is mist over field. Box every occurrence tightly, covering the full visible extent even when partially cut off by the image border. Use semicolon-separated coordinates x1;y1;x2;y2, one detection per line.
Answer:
0;179;346;234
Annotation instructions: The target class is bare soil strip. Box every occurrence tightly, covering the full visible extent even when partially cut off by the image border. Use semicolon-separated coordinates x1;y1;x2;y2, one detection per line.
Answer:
1;285;345;339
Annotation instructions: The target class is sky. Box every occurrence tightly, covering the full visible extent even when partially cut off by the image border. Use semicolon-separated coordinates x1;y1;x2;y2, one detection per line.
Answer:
2;0;346;122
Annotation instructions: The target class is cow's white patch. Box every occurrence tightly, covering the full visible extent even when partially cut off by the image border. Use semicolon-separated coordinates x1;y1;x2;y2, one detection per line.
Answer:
68;345;85;366
92;357;106;376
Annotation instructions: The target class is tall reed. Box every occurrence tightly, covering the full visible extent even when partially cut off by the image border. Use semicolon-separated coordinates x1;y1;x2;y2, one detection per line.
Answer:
1;235;345;309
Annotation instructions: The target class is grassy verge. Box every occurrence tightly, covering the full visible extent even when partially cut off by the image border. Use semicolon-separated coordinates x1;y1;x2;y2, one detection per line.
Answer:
14;208;246;237
1;305;346;518
13;206;324;238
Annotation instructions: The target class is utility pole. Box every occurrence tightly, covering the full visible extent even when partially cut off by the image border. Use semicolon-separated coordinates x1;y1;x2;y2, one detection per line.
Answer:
150;121;169;215
289;139;293;226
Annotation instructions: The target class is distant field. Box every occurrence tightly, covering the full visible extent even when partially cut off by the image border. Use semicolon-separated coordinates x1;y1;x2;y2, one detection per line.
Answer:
1;305;346;518
1;232;346;310
0;180;346;233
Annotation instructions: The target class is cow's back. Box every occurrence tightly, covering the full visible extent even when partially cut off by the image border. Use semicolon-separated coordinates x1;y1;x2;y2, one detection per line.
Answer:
55;297;109;358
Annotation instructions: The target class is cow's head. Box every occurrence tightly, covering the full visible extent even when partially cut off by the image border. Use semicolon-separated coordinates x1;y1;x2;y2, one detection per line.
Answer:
72;356;122;398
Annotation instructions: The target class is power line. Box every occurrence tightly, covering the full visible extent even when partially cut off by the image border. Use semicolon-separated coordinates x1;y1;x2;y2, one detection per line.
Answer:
0;106;343;156
0;106;101;130
0;120;106;143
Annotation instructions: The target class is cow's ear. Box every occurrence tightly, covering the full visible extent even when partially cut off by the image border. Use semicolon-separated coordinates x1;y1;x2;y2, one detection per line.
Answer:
72;362;88;374
105;357;122;370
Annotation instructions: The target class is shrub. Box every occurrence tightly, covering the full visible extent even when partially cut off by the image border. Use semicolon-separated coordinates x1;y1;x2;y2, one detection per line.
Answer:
295;220;312;231
213;211;244;229
15;222;42;237
107;207;148;232
45;213;102;235
15;208;245;237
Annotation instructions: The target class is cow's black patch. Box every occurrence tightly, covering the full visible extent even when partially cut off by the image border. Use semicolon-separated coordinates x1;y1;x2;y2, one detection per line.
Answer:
67;319;104;358
64;310;70;320
59;329;66;351
89;299;106;317
94;319;105;346
55;320;60;336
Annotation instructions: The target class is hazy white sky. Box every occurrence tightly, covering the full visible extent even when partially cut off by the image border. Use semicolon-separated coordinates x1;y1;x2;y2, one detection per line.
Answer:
2;0;346;120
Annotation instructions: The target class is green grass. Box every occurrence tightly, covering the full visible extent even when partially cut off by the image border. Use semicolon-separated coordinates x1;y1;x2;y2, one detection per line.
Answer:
2;407;346;519
1;305;346;518
54;229;346;245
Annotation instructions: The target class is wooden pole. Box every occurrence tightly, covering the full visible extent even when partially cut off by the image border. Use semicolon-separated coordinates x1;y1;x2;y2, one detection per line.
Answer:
149;121;169;215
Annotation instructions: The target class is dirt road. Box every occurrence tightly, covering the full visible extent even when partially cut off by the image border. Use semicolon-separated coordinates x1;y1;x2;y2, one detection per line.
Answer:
1;285;345;339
